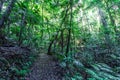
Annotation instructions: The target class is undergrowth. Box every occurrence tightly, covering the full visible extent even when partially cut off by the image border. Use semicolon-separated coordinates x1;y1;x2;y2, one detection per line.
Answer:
0;50;37;80
57;45;120;80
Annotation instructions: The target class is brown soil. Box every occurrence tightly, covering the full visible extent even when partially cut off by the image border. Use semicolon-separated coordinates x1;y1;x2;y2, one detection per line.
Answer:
25;54;64;80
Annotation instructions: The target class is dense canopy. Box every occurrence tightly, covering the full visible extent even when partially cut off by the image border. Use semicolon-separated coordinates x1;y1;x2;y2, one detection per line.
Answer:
0;0;120;80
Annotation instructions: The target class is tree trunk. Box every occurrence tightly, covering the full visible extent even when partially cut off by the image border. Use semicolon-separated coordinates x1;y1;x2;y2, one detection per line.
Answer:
105;0;116;32
47;5;69;55
104;0;118;44
66;0;73;55
41;4;44;42
98;8;111;48
0;0;17;28
61;30;64;53
0;0;4;13
0;0;17;45
47;31;59;55
18;12;26;46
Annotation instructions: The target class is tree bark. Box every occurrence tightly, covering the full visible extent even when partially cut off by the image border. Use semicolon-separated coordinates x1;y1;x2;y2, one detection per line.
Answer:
104;0;118;44
47;31;59;55
66;0;73;55
61;30;64;53
47;6;69;55
105;0;116;32
18;12;26;46
0;0;17;28
0;0;4;13
98;8;111;48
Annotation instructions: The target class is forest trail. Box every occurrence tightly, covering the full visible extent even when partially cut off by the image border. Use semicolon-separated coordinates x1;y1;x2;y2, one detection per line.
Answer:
26;53;64;80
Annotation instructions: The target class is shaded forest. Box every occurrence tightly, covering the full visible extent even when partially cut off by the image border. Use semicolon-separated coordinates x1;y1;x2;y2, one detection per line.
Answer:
0;0;120;80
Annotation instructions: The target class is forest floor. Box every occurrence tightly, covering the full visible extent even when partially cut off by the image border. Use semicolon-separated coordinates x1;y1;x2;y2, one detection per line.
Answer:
25;53;64;80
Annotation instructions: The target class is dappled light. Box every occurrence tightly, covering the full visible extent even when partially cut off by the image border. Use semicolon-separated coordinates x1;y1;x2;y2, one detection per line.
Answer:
0;0;120;80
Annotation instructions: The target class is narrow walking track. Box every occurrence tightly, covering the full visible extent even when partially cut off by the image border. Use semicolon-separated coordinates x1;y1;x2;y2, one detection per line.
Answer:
26;54;64;80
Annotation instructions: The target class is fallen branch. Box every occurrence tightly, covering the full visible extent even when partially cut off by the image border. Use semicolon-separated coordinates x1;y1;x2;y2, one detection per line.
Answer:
0;46;30;57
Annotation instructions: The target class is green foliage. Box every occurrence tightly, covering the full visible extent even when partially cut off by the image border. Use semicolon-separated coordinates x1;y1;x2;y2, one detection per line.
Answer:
86;69;101;80
0;50;36;79
85;63;120;80
0;0;120;79
65;73;83;80
10;67;28;76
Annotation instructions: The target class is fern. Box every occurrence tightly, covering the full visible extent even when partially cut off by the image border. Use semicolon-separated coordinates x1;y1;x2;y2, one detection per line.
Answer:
85;69;101;80
90;63;120;80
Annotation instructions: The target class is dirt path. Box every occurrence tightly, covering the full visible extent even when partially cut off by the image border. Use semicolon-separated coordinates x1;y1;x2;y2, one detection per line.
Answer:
26;54;64;80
